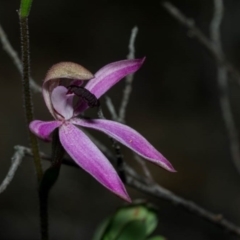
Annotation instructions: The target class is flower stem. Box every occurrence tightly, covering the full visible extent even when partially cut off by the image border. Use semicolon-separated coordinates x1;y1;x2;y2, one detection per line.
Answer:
39;130;65;239
19;13;44;240
19;16;43;182
20;0;33;18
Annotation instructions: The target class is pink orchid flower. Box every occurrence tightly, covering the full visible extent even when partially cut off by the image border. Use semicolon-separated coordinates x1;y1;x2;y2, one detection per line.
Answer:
30;58;175;202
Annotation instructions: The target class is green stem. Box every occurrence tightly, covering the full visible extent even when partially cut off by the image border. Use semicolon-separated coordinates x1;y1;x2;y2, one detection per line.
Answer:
19;16;43;182
39;130;65;240
20;0;33;17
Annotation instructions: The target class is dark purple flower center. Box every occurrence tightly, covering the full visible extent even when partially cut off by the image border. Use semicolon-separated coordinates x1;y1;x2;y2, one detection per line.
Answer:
67;85;100;108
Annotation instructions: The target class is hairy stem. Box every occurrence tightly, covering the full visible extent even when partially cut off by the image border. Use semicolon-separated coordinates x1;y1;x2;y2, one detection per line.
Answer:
19;14;44;240
19;16;43;181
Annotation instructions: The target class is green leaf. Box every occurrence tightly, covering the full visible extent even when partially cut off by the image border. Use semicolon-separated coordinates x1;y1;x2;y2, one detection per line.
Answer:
20;0;33;17
111;204;158;236
147;236;166;240
105;206;148;239
92;217;112;240
144;210;158;235
115;220;146;240
92;204;159;240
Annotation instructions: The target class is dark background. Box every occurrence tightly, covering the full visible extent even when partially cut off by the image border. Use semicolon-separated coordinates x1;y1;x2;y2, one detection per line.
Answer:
0;0;240;239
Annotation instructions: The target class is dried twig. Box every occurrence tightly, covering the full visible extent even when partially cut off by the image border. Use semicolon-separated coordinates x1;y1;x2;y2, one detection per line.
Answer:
126;175;240;236
133;154;153;182
118;26;139;122
210;0;240;174
105;96;118;121
0;23;41;92
17;144;240;237
161;1;240;83
0;146;25;193
162;0;240;175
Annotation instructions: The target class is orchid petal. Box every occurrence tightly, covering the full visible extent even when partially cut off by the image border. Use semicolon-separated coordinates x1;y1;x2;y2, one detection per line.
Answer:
29;120;61;141
59;123;131;202
85;58;145;98
73;58;145;116
51;86;74;120
71;118;175;172
43;62;93;118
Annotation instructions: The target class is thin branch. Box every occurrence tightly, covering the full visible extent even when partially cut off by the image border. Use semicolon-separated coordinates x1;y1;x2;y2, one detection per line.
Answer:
133;154;153;182
127;26;139;60
118;26;139;122
210;0;240;174
126;175;240;236
0;23;41;93
210;0;224;47
105;96;119;121
0;146;24;193
161;1;240;84
18;144;240;237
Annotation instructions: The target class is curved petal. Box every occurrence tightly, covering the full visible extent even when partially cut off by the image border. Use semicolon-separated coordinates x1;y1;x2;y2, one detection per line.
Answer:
43;62;93;118
29;120;61;141
85;58;145;98
59;123;131;202
51;86;74;120
71;118;175;172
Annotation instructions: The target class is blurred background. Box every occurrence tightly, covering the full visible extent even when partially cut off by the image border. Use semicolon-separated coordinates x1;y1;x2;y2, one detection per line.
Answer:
0;0;240;239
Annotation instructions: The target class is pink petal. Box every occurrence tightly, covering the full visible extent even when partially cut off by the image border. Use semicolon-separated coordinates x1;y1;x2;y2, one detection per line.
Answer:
29;120;61;141
85;58;145;98
71;118;175;172
51;86;74;120
59;123;131;202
